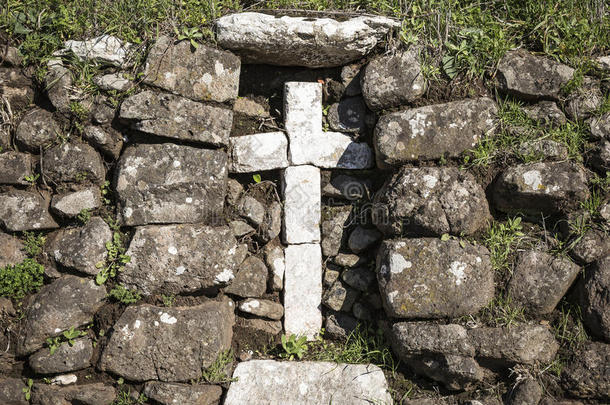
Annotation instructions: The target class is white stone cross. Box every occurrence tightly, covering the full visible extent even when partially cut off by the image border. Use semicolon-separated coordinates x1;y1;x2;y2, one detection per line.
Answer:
229;82;373;340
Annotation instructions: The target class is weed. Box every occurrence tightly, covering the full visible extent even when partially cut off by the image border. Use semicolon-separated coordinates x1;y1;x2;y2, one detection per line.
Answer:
46;326;87;355
100;180;112;205
23;231;46;257
112;391;147;405
77;208;92;224
553;302;588;352
22;378;33;401
479;293;526;328
201;348;235;383
161;294;175;307
174;26;203;49
252;174;262;184
0;258;44;299
108;285;141;304
23;173;39;185
95;232;131;285
580;190;603;217
280;334;308;360
484;217;525;273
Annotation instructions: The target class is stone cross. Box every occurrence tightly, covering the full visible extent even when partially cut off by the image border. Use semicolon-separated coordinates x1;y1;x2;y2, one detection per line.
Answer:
230;82;374;340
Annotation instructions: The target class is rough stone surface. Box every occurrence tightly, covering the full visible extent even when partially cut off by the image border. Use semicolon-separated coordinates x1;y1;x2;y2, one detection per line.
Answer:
0;378;27;405
589;112;610;140
143;381;222;405
362;48;425;111
562;342;610;399
93;72;131;91
590;140;610;172
63;35;134;67
580;256;610;341
497;50;574;100
233;97;269;117
0;151;33;185
348;226;382;253
342;266;375;291
44;59;73;113
334;253;367;268
31;383;116;405
229;132;289;172
1;46;22;66
120;224;242;295
99;299;234;382
377;238;494;318
82;125;123;159
571;228;610;264
261;201;282;242
115;143;227;226
50;187;102;217
15;108;60;151
328;97;369;133
507;250;581;315
374;97;497;167
516;138;568;160
119;90;233;146
0;67;34;112
230;220;254;237
29;337;93;374
509;378;543;405
323;279;359;312
239;298;284;320
43;142;105;185
238;196;265;227
240;318;282;335
373;166;490;237
523;101;566;126
565;78;603;120
0;232;26;268
494;161;589;215
0;190;59;231
225;256;268;298
143;35;240;103
322;173;372;200
217;12;399;68
325;311;358;339
17;276;106;355
224;360;392;404
321;206;351;256
406;353;484;391
265;244;285;292
282;165;321;244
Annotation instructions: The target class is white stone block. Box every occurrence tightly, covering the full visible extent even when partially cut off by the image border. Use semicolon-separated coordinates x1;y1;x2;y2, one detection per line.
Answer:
229;132;289;173
282;165;321;244
265;244;285;292
284;82;323;165
284;244;322;340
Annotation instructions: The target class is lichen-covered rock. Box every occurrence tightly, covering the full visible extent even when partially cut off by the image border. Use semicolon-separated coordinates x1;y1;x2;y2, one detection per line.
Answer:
580;256;610;342
99;299;234;382
373;167;490;237
119;90;233;146
238;298;284;320
237;195;265;227
50;187;102;217
562;342;610;399
570;228;610;264
508;378;543;405
565;78;603;120
0;378;28;405
493;161;589;216
516;139;568;161
42;142;105;185
63;35;134;67
0;232;26;268
323;279;359;312
15;108;60;151
93;72;131;91
0;67;34;112
44;59;73;113
143;36;239;103
119;224;243;295
225;256;268;298
0;151;34;185
589;112;610;140
497;50;574;100
115;143;227;226
328;97;369;133
82;125;123;159
374;97;497;167
523;101;566;126
31;383;116;405
321;206;351;257
362;48;425;111
261;200;282;242
29;337;93;374
143;382;222;405
377;238;493;318
406;353;484;391
217;12;400;68
0;190;59;231
17;276;106;355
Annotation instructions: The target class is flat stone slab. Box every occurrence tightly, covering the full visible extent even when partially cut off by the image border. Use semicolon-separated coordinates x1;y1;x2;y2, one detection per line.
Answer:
143;381;222;405
217;12;400;68
0;190;59;232
224;360;392;404
115;143;227;226
377;238;494;318
229;132;289;172
0;151;34;185
374;97;497;167
42;141;106;185
120;90;233;147
99;298;234;382
50;187;102;217
282;165;321;244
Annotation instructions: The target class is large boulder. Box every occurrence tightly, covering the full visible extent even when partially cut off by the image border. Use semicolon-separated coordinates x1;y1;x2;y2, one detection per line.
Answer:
99;299;235;382
42;142;105;185
373;167;490;236
562;342;610;400
579;255;610;342
14;108;60;151
115;143;227;226
374;97;497;167
143;35;240;103
217;12;400;68
377;238;494;318
119;224;244;295
0;190;59;231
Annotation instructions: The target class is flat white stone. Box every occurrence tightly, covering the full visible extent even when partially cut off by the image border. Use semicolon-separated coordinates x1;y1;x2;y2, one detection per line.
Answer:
282;165;321;244
313;131;374;169
224;360;393;404
94;73;131;91
265;244;285;292
51;187;102;217
62;35;134;67
229;132;289;172
284;244;322;340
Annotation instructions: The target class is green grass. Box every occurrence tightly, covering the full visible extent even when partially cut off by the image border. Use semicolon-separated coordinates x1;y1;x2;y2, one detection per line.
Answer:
478;293;525;328
201;348;235;383
483;216;525;273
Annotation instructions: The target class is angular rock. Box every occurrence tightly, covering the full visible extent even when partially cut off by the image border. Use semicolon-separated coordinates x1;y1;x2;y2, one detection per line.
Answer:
589;112;610;140
100;299;234;382
82;125;123;159
119;90;233;146
347;226;381;253
334;253;367;268
509;378;543;405
497;51;574;100
31;383;116;405
1;46;22;66
321;205;351;257
325;311;359;339
562;342;610;399
362;48;425;111
571;228;610;264
143;35;240;103
590;139;610;172
324;267;340;287
238;196;265;227
516;138;568;160
0;232;26;268
224;360;392;404
0;190;58;231
565;78;603;120
42;142;105;185
229;132;289;172
63;35;134;67
229;220;254;237
341;64;363;96
323;280;359;312
15;108;60;151
322;173;373;200
240;318;282;335
328;97;369;133
120;224;242;295
0;67;34;111
225;256;267;298
0;151;34;185
143;382;222;405
50;187;102;217
406;353;484;391
342;266;375;291
91;97;115;125
373;166;490;236
390;323;475;358
233;97;269;117
17;276;106;355
493;161;589;215
261;200;282;242
264;243;285;292
377;238;494;318
226;178;244;206
282;165;321;244
29;337;93;374
239;298;284;320
580;256;610;341
507;250;581;315
44;59;72;113
93;72;131;91
217;12;400;68
374;97;497;166
523;101;566;126
0;378;27;405
115;143;227;226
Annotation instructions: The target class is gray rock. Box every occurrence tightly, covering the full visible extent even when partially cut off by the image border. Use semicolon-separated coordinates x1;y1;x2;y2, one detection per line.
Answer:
143;35;240;103
571;228;610;264
50;187;102;217
45;59;73;113
325;311;359;339
233;97;269;117
589;112;610;140
15;108;60;151
93;72;131;91
497;50;574;100
565;78;603;120
99;299;234;382
373;166;490;237
390;323;475;358
229;220;255;237
523;101;566;126
0;127;9;150
0;378;27;405
1;46;22;66
507;250;581;315
562;342;610;399
0;232;25;268
322;173;373;200
342;266;375;291
0;67;34;112
352;301;373;321
374;97;497;167
508;378;543;405
377;238;493;318
580;256;610;342
42;142;105;185
119;90;233;147
264;243;284;292
323;268;341;287
29;337;93;374
115;143;227;226
63;35;134;67
120;224;243;295
238;298;284;320
226;178;244;206
322;280;359;312
321;206;351;256
328;97;369;133
493;161;589;216
334;253;367;268
348;226;381;253
238;196;265;227
590;140;610;172
48;217;112;275
261;200;282;242
82;125;123;159
217;12;400;68
240;318;282;335
341;63;363;96
362;48;425;111
143;382;222;405
31;383;116;405
17;275;106;355
224;360;392;404
406;353;484;391
0;190;59;231
516;139;568;160
0;151;34;185
225;256;268;298
91;97;115;125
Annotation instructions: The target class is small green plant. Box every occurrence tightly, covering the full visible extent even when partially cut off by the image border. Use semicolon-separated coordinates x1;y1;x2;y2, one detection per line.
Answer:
100;180;112;205
174;26;203;48
46;326;87;354
162;294;175;307
0;258;44;299
113;391;147;405
23;232;46;257
484;217;525;273
280;334;308;360
95;232;131;285
479;293;526;328
22;378;33;401
74;171;90;183
77;208;92;224
69;101;89;122
201;348;235;383
24;173;40;185
108;285;141;304
252;174;262;183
